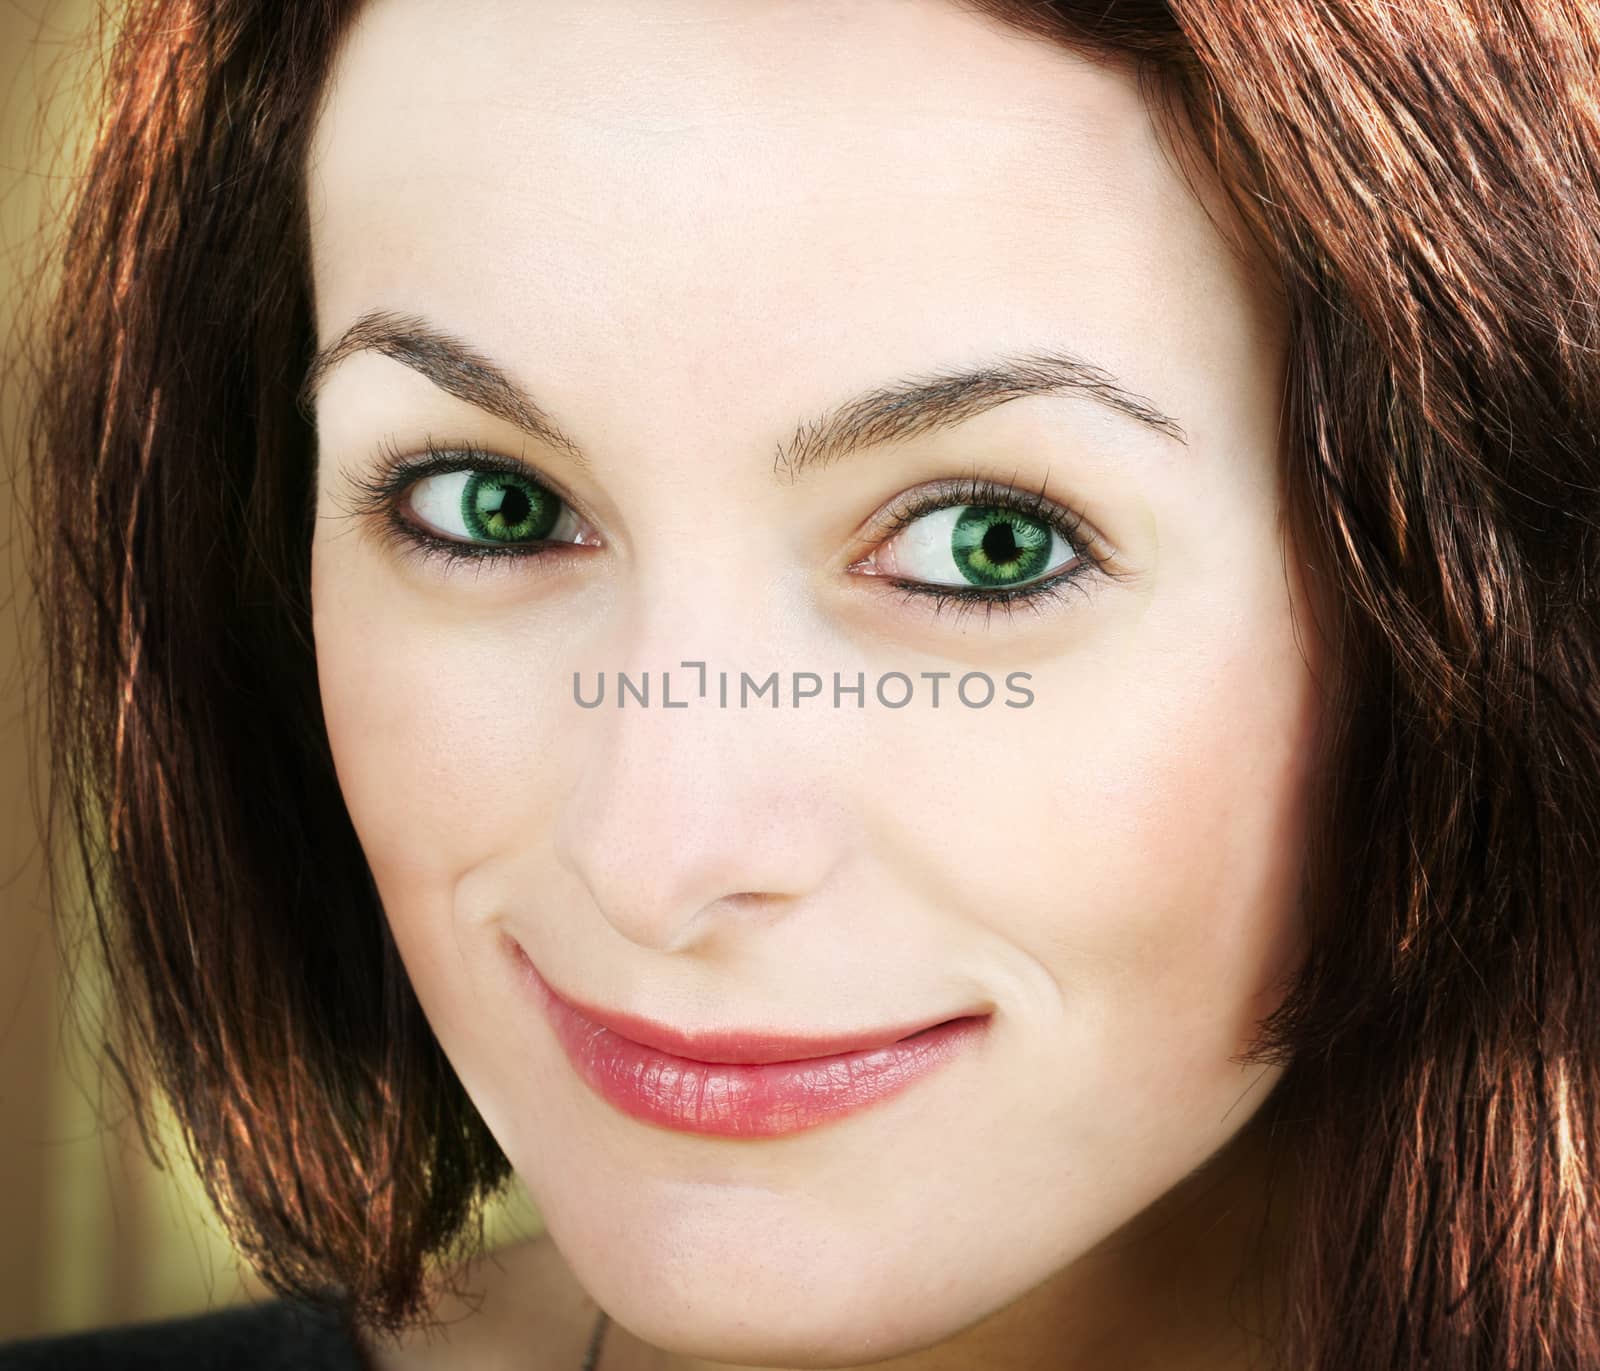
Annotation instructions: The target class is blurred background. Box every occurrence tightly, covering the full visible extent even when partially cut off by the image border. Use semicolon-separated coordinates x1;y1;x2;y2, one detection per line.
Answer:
0;0;541;1341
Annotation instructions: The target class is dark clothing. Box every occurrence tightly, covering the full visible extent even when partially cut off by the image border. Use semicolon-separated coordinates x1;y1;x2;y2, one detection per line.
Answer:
0;1298;369;1370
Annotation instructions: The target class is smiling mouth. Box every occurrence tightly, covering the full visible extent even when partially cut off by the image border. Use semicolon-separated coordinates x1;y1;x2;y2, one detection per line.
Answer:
510;941;988;1064
507;940;993;1137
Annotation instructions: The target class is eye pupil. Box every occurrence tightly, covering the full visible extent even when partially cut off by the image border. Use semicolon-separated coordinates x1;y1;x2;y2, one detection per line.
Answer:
498;486;529;523
983;522;1018;566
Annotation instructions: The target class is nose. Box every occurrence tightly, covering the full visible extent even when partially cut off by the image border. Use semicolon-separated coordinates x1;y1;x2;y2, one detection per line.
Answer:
550;596;855;955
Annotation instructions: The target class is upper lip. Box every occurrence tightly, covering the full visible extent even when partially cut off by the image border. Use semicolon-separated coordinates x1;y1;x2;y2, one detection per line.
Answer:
529;958;985;1065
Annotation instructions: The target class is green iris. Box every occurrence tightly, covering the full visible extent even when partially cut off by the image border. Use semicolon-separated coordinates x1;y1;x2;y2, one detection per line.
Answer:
950;506;1053;586
460;472;559;543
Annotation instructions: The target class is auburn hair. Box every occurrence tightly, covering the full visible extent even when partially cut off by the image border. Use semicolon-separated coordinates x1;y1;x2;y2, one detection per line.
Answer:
15;0;1600;1365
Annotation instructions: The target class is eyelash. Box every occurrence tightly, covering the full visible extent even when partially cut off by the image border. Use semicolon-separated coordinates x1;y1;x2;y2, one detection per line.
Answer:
340;435;1112;625
861;471;1106;627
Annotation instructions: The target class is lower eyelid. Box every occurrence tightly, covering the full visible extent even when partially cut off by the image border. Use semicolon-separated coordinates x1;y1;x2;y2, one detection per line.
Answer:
865;557;1099;616
380;513;590;575
385;530;1095;626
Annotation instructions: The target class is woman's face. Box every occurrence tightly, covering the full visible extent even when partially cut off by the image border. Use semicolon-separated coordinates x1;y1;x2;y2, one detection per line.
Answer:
308;0;1319;1363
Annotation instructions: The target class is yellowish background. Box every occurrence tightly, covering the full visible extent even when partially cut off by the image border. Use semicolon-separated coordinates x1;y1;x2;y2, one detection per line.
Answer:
0;0;541;1341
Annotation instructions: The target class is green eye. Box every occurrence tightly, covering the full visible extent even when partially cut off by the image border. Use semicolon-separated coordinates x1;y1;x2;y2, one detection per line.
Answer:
461;471;560;542
886;503;1074;590
373;448;1104;627
408;469;584;546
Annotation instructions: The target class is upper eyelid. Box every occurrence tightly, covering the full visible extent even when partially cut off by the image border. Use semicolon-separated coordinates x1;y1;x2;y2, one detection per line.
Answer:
341;435;598;530
351;438;1107;566
874;474;1096;539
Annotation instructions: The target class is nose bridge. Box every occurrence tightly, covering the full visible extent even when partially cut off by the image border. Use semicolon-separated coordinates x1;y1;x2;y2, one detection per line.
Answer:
552;575;852;955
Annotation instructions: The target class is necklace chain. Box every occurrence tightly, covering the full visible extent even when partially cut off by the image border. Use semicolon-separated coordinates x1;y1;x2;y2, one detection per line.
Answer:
580;1307;611;1371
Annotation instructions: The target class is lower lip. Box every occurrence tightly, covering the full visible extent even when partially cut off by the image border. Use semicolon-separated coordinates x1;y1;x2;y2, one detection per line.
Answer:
514;951;989;1138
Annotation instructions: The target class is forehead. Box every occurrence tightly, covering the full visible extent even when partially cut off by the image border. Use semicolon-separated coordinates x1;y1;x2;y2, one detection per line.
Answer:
304;0;1279;448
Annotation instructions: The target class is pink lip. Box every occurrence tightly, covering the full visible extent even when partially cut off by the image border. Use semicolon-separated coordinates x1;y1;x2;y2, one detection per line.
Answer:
510;943;990;1138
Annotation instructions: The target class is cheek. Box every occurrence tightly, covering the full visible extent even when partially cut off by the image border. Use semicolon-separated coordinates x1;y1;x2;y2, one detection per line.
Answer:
311;556;566;977
861;574;1318;1084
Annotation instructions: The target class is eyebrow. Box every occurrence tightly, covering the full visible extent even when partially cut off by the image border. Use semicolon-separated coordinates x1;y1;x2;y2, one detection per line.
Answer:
298;308;1187;481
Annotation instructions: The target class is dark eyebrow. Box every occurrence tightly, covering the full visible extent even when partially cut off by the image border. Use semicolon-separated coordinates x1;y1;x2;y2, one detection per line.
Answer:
299;308;1187;481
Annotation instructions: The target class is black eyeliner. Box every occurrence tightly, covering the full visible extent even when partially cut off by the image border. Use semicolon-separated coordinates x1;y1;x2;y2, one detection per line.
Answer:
342;439;1113;619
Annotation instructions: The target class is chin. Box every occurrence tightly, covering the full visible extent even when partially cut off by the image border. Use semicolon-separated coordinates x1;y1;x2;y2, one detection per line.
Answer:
614;1302;961;1371
570;1225;1017;1371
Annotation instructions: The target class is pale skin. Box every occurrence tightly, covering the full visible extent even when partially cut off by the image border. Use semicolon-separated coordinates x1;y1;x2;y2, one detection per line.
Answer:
305;2;1324;1368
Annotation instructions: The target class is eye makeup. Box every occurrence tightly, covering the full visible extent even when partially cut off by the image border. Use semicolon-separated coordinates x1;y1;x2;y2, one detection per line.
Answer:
333;435;1117;625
